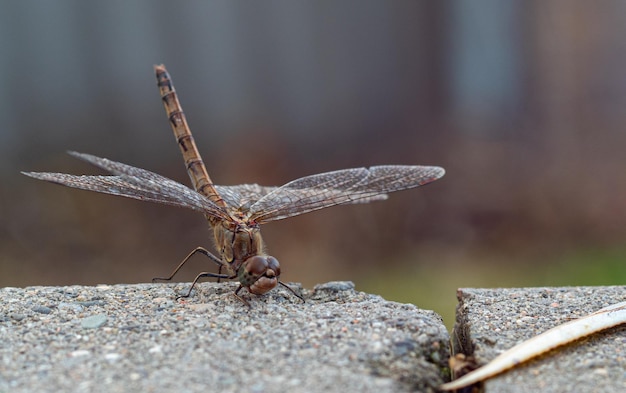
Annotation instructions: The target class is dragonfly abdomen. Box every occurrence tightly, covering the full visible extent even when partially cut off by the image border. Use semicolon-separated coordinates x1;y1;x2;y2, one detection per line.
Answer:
155;64;227;209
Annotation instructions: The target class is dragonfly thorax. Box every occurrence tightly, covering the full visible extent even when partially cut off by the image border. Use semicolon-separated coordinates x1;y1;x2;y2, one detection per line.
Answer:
213;221;280;294
214;221;265;268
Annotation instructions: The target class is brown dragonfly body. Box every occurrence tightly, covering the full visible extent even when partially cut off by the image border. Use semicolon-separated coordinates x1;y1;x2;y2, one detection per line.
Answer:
155;65;280;298
23;64;445;304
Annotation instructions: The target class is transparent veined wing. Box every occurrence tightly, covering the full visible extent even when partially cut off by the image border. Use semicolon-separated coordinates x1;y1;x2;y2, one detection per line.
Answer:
22;152;231;221
246;165;445;223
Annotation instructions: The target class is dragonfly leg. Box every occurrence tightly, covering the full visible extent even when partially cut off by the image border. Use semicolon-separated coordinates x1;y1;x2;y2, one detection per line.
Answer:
278;281;305;303
233;285;251;307
230;282;304;307
152;246;223;282
176;271;234;300
216;264;223;283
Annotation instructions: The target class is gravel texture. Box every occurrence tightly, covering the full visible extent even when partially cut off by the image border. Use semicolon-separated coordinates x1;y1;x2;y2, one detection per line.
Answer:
0;281;450;393
453;286;626;392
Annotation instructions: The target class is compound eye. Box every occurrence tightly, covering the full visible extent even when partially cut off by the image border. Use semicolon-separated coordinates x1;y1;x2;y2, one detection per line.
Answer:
246;256;269;276
266;256;280;277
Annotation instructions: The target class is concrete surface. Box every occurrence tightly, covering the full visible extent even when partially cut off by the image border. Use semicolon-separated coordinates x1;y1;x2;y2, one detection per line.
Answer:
452;286;626;392
0;281;450;393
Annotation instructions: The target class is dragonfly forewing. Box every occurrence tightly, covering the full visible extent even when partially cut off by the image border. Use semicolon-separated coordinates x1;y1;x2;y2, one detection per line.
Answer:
22;152;231;220
247;165;445;223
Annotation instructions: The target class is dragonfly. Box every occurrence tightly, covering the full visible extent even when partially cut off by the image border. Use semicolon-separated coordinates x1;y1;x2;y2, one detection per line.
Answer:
23;64;445;305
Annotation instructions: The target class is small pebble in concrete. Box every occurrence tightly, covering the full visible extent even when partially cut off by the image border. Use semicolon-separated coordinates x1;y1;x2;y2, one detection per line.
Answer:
32;305;52;314
80;314;108;329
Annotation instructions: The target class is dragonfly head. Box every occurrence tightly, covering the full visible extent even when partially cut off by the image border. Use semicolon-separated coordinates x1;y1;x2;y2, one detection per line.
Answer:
239;255;280;295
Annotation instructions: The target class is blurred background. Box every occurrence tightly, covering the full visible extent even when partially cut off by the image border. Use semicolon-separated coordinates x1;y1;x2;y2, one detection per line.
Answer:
2;1;626;328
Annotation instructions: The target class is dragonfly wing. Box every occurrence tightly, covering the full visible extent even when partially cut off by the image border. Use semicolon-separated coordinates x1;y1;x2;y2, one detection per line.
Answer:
247;165;445;223
68;151;189;186
23;152;231;220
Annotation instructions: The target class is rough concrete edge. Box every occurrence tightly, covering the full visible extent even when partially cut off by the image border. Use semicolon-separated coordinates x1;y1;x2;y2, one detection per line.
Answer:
450;288;473;356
